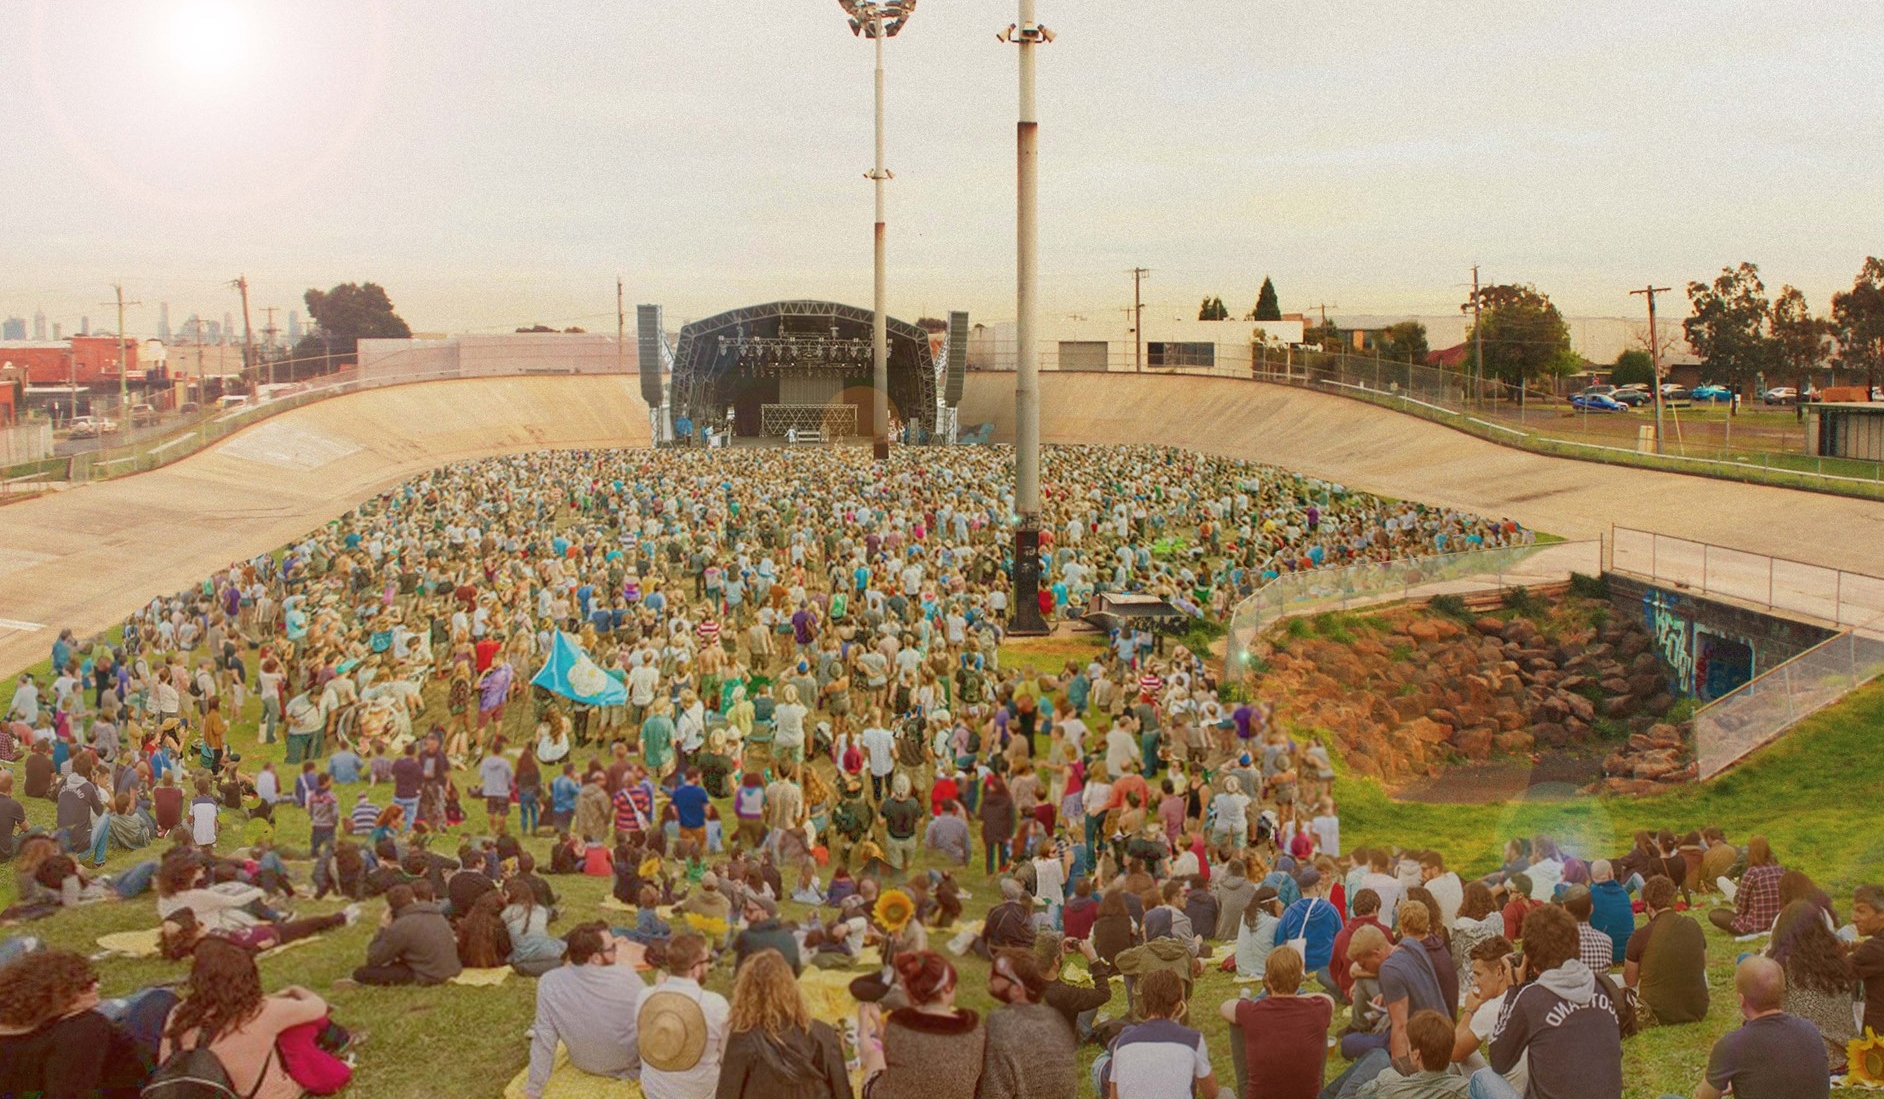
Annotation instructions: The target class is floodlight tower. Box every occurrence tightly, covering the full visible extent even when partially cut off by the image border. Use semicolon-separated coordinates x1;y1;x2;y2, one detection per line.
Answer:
1000;3;1053;635
839;0;916;460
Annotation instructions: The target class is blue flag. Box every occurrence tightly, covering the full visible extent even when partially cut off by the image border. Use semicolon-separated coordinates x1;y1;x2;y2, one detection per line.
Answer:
531;631;627;707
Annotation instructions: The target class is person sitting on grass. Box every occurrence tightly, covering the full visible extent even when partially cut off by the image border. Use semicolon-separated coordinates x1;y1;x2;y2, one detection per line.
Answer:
523;923;649;1099
159;937;357;1099
1094;967;1219;1099
1680;955;1830;1099
1218;945;1333;1099
1622;874;1709;1028
1353;1009;1470;1098
346;882;461;987
1485;904;1624;1099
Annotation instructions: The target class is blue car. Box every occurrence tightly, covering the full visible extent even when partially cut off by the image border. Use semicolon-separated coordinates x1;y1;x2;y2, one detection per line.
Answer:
1570;392;1627;412
1690;384;1732;403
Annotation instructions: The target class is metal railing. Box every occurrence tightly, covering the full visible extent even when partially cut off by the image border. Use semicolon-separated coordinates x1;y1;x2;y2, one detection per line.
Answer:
1223;539;1604;674
1694;619;1884;778
1609;526;1884;629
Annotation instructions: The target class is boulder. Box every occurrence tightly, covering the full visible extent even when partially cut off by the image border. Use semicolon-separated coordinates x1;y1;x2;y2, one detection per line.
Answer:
1426;708;1459;728
1474;616;1506;637
1452;725;1495;759
1407;620;1442;643
1403;717;1452;745
1494;729;1535;755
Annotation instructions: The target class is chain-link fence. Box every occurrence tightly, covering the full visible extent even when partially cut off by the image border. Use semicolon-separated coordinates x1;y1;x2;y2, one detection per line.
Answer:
1223;539;1603;676
1610;526;1884;629
1695;621;1884;778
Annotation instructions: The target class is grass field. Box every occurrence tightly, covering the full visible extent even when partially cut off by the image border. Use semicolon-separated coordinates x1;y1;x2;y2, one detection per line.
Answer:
7;641;1883;1098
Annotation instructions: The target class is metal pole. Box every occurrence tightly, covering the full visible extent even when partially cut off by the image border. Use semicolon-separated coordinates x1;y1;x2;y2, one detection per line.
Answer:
1009;0;1048;635
870;15;891;460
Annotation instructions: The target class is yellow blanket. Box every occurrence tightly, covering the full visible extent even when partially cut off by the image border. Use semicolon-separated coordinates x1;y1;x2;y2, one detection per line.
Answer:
501;1047;641;1099
96;928;324;961
451;966;513;987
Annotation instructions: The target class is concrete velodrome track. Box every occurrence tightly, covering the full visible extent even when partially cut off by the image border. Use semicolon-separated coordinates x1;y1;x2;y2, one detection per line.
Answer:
2;368;1881;676
0;376;649;676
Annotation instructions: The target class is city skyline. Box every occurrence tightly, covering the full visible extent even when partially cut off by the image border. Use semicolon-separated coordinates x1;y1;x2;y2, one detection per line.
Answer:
2;1;1879;335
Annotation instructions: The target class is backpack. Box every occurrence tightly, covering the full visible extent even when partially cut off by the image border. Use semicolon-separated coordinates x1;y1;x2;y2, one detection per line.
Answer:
144;1033;273;1099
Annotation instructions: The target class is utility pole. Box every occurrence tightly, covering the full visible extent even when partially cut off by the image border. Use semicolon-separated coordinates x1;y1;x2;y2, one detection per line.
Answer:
1001;3;1052;635
1130;267;1150;372
617;276;626;378
102;284;140;419
261;306;280;391
1470;266;1483;409
231;276;255;390
1632;284;1673;455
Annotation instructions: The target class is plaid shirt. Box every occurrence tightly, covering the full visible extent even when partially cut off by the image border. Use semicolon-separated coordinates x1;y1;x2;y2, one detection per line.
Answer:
1579;923;1616;971
1732;864;1785;935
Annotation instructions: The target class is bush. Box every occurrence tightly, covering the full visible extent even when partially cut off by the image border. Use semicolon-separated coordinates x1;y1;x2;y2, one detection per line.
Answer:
1568;572;1610;600
1502;587;1545;617
1429;594;1472;621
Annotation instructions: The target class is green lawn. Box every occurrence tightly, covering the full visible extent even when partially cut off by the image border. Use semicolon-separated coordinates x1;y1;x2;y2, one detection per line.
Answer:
8;650;1884;1097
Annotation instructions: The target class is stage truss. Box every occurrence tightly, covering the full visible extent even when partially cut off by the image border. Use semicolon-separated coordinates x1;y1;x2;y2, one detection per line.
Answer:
761;403;858;438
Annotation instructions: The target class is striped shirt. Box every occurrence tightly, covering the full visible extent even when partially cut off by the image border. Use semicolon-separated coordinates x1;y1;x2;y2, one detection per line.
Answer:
349;799;380;834
697;620;721;644
1138;673;1163;699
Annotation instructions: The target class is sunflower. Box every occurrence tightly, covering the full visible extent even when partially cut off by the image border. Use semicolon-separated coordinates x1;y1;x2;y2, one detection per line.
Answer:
682;912;730;939
1849;1028;1884;1086
874;889;916;934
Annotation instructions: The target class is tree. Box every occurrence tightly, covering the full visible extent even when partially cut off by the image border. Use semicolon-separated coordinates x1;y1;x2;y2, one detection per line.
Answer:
1466;283;1573;394
1302;320;1341;350
1249;277;1281;322
1832;256;1884;391
1199;296;1229;321
1611;349;1656;388
293;282;411;366
1683;262;1775;390
1375;320;1428;364
1770;286;1830;394
516;324;557;333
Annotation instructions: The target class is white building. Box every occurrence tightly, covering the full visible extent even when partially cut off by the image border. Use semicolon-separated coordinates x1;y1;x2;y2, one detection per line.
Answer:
967;315;1307;374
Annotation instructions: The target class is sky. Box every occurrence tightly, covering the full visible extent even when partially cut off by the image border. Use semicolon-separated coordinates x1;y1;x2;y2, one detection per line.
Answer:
1;0;1880;338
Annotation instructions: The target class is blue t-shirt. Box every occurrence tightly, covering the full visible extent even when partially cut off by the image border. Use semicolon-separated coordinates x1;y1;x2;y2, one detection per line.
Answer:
671;783;711;829
1275;895;1344;969
552;774;581;814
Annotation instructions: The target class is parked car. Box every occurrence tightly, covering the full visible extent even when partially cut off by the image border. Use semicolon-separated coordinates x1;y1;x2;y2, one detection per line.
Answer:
66;416;119;438
1609;387;1650;406
1659;382;1688;399
129;403;160;426
1570;392;1628;412
1761;386;1797;404
1690;384;1733;403
176;401;201;415
215;394;251;411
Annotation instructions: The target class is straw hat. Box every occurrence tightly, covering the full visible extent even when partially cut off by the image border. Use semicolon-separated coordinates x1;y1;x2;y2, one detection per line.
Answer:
637;990;709;1073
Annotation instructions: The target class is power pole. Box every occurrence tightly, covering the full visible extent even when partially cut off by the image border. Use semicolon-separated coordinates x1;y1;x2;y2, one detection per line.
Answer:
260;306;280;391
231;276;255;390
1632;284;1673;454
617;276;626;377
101;284;140;418
1130;267;1150;372
1469;266;1483;409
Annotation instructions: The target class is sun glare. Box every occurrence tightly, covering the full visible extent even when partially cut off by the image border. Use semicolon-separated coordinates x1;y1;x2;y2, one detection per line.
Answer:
167;0;247;80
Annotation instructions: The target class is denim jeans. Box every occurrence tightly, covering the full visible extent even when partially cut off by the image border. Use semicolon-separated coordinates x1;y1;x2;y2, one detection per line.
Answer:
1469;1068;1523;1099
519;790;539;834
1320;1047;1389;1099
1309;963;1349;1005
393;795;419;831
112;860;161;898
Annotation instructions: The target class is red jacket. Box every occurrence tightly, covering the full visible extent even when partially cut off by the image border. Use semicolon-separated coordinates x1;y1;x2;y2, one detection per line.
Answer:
1329;914;1393;999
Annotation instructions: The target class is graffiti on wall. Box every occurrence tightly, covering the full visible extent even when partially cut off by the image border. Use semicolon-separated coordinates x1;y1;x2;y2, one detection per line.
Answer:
1642;590;1695;694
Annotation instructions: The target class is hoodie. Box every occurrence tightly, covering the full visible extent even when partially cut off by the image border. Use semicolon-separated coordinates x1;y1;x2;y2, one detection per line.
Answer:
1488;960;1623;1099
54;772;105;849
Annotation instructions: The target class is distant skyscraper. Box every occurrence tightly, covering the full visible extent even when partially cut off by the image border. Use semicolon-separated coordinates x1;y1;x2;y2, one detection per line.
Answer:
159;302;172;343
51;323;62;340
223;311;235;345
80;315;90;336
2;317;24;340
287;311;302;341
207;320;222;343
32;310;46;340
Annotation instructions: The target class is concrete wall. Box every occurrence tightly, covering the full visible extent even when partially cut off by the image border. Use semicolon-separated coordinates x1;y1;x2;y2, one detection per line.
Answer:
1605;573;1838;701
357;334;636;384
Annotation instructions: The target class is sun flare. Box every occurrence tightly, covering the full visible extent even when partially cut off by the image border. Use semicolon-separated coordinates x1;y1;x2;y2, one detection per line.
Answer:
167;0;247;80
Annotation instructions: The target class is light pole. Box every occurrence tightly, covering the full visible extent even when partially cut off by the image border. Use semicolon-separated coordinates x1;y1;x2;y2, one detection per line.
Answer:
1001;4;1053;636
839;1;915;460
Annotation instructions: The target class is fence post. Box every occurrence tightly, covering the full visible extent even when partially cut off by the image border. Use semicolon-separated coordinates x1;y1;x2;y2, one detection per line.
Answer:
1768;558;1775;610
1701;544;1709;594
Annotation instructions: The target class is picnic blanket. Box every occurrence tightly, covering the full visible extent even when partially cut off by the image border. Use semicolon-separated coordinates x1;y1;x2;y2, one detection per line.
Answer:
501;1047;641;1099
96;928;325;961
450;966;512;987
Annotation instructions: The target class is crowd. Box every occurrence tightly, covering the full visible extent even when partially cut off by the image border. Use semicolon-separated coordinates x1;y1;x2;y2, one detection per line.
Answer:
0;442;1871;1099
